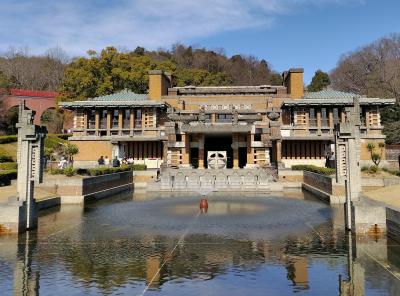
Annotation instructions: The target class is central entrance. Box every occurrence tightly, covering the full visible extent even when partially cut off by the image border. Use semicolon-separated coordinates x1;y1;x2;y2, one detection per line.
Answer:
204;135;233;168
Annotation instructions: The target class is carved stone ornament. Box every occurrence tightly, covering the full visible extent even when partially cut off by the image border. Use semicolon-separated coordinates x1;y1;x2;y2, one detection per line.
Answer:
267;111;280;121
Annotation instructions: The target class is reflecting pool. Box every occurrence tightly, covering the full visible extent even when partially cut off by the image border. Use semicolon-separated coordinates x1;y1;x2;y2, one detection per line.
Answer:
1;191;400;295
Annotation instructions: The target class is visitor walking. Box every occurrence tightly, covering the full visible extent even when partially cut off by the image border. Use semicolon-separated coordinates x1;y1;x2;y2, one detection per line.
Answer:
58;156;68;169
329;152;336;169
98;156;105;165
325;152;330;168
112;156;120;167
398;153;400;170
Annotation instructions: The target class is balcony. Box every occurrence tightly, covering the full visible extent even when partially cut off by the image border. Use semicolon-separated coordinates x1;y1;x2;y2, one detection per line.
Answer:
181;122;252;133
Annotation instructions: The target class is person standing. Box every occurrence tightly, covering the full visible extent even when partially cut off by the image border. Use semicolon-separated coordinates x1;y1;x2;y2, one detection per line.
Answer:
104;156;110;166
98;156;105;165
112;156;120;167
329;152;336;169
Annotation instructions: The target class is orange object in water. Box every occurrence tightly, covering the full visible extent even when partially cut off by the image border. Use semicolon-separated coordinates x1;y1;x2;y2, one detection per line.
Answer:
199;199;208;210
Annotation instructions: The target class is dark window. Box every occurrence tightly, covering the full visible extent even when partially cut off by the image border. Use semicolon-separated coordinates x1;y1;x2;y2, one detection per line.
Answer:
333;108;340;124
321;108;328;127
176;134;182;141
100;110;107;129
112;110;119;129
309;108;316;127
123;109;131;128
88;110;96;129
254;128;262;141
134;109;142;128
217;114;233;123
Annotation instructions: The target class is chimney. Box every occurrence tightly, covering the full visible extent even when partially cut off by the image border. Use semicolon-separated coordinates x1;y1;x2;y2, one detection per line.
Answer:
283;68;304;99
148;70;172;101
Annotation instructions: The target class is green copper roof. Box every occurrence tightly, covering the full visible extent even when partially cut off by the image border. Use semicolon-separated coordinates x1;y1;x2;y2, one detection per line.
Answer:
88;89;148;101
304;90;360;99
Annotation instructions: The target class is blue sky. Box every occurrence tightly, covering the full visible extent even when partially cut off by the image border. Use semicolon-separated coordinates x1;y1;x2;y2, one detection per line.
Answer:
0;0;399;83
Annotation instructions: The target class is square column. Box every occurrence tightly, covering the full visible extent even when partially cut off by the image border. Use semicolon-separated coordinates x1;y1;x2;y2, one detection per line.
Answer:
181;133;190;167
232;133;239;169
246;133;254;166
198;134;205;169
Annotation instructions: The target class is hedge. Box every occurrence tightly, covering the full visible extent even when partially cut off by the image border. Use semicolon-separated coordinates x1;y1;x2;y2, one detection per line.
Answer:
86;164;146;176
0;154;13;163
0;134;70;145
0;162;17;170
292;164;336;176
382;167;400;177
48;164;146;177
0;170;17;186
0;135;18;144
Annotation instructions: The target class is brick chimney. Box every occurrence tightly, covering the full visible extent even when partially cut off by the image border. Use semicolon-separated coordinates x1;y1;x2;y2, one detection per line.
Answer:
148;70;172;101
283;68;304;99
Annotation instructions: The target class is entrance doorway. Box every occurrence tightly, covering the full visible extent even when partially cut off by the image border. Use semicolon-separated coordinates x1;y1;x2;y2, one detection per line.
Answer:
204;135;233;168
239;147;247;168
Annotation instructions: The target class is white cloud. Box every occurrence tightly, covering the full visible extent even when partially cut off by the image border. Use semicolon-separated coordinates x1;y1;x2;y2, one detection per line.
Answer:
0;0;363;55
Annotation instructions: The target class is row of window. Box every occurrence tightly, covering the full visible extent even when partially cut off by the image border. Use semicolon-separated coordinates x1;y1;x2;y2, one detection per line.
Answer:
87;109;143;129
283;107;380;127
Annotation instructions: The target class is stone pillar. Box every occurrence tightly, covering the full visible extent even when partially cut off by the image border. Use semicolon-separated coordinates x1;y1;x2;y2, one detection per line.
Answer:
130;109;134;136
329;109;334;129
198;134;205;169
232;133;239;169
118;110;123;134
335;97;363;232
276;140;282;163
83;111;88;135
181;133;190;167
95;110;100;135
211;113;216;123
246;133;254;166
106;110;111;135
0;101;46;234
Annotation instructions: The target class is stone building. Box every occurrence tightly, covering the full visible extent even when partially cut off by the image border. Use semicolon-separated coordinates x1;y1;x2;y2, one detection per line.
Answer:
59;69;394;169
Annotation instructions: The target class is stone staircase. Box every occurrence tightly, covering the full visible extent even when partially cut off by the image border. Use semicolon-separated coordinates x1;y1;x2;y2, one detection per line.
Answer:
148;168;283;192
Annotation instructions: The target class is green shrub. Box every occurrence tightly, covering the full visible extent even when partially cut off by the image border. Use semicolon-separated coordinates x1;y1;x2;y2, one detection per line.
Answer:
130;164;147;171
292;164;335;176
0;154;13;163
0;135;17;144
85;164;144;176
48;168;64;175
0;169;17;186
382;167;400;177
63;166;77;177
369;165;379;173
48;133;72;140
361;165;370;172
0;162;17;170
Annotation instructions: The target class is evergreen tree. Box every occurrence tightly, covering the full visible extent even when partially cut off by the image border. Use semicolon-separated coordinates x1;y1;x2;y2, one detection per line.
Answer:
308;70;331;92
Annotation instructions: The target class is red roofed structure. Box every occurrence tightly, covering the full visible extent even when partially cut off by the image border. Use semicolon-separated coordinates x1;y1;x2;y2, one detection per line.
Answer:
0;88;58;125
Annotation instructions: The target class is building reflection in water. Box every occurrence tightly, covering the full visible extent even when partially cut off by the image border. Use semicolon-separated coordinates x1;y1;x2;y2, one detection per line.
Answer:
4;196;400;295
13;231;39;296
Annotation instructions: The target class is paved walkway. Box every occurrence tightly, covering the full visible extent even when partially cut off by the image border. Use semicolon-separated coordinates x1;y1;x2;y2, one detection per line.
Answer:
364;184;400;209
0;182;55;203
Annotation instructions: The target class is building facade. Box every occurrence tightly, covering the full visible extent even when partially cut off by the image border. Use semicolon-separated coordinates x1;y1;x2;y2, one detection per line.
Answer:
59;69;395;169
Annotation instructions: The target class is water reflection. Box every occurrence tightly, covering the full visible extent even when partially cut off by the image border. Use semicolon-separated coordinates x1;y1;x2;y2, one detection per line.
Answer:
1;192;400;295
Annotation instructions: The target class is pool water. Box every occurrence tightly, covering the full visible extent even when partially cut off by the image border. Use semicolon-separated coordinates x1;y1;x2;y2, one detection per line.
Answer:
1;191;400;295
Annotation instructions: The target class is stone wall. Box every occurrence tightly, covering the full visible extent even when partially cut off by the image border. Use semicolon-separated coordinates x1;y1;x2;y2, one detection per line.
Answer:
37;171;133;203
303;171;344;196
278;169;303;182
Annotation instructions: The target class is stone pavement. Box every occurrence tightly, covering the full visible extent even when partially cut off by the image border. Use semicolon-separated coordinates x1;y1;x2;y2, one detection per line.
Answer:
0;182;55;203
364;184;400;209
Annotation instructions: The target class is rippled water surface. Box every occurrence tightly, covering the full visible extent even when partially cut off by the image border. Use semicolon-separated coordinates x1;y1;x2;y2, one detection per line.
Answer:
1;191;400;295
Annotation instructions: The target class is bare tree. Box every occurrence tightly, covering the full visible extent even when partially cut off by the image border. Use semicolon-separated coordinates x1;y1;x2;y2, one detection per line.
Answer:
0;46;68;91
331;34;400;100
